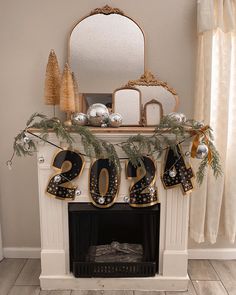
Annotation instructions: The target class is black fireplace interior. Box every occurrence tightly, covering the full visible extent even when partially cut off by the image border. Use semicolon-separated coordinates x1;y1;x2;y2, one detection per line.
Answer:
69;203;160;277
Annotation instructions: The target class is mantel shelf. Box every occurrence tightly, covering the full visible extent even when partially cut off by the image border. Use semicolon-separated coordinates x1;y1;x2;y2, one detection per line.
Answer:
28;126;156;134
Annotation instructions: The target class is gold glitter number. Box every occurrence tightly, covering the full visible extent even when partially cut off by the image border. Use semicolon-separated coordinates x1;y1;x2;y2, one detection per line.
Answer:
126;156;159;207
89;158;120;208
162;145;194;194
46;150;84;200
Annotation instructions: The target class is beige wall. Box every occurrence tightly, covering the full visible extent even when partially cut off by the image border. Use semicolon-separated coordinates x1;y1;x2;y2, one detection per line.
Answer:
0;0;198;248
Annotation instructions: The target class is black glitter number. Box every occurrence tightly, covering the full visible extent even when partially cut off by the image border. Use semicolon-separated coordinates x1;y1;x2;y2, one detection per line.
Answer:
126;156;159;207
89;158;120;208
46;150;84;200
162;145;194;194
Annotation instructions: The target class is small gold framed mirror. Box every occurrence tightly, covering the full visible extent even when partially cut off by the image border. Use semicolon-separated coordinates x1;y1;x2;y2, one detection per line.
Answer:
112;87;142;126
143;99;163;126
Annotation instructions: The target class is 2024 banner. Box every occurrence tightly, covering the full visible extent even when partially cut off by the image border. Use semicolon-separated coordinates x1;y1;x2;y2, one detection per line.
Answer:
46;145;194;208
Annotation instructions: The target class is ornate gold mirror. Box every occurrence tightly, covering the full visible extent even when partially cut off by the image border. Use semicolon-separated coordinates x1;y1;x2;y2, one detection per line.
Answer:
68;5;145;109
126;71;179;116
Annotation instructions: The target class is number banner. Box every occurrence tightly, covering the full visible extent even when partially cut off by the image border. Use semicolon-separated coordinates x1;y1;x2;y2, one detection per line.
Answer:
46;145;194;205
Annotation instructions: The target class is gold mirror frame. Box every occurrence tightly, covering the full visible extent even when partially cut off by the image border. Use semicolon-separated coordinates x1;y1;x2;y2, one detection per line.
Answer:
126;71;179;113
67;5;147;88
143;99;164;126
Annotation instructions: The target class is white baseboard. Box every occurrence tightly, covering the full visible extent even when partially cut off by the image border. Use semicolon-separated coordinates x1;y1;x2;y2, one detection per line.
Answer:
188;248;236;260
3;247;41;259
3;247;236;260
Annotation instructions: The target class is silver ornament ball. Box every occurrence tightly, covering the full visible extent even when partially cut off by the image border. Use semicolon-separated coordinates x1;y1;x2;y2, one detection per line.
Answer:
38;156;45;164
98;197;105;204
87;103;109;126
75;188;81;197
109;113;123;128
71;112;88;126
194;121;204;129
169;169;177;178
54;175;62;183
185;151;191;158
196;143;209;159
167;112;186;124
101;123;108;128
123;195;130;203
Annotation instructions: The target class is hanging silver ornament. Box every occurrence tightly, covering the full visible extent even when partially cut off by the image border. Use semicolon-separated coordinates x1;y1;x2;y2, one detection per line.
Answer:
38;156;45;164
109;113;123;128
196;143;209;159
23;134;30;144
98;196;105;204
54;175;62;183
71;112;88;126
75;188;81;197
123;195;130;203
185;151;191;158
169;169;177;178
87;103;109;126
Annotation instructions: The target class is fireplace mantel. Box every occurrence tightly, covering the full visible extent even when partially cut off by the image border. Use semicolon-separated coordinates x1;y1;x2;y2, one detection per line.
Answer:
35;130;190;291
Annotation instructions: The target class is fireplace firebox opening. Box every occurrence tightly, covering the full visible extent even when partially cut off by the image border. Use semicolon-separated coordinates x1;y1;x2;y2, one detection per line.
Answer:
69;203;160;278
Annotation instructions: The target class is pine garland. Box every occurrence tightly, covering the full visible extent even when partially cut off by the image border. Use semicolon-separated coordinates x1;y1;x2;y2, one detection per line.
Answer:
8;113;222;185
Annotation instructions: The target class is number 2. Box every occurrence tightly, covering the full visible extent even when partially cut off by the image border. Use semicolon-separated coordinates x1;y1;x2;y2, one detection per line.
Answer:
126;156;159;207
46;149;84;200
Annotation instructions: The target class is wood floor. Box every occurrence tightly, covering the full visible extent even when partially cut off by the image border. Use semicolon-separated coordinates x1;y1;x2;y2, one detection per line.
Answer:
0;259;235;295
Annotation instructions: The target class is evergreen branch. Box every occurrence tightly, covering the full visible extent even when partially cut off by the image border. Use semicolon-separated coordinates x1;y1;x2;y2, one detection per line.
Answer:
208;141;222;179
26;113;47;126
196;156;208;185
72;125;103;158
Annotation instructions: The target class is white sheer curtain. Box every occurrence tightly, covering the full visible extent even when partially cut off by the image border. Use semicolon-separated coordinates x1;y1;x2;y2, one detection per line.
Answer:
190;0;236;244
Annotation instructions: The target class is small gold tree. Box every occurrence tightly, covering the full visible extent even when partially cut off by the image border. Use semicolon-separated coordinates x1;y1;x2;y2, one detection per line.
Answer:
60;63;75;126
43;49;61;117
72;72;81;112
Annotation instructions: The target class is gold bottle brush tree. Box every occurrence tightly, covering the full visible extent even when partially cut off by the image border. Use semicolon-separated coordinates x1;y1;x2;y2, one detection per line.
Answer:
43;49;61;118
60;63;76;127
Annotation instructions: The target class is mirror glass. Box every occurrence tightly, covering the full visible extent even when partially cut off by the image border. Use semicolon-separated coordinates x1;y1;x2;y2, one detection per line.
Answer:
136;86;178;115
69;8;145;96
113;88;141;126
144;100;163;126
126;72;179;115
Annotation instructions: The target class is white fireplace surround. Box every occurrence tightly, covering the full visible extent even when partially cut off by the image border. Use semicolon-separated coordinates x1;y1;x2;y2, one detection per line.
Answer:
36;131;190;291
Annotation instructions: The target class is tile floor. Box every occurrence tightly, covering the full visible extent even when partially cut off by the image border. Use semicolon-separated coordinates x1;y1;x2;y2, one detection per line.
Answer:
0;259;235;295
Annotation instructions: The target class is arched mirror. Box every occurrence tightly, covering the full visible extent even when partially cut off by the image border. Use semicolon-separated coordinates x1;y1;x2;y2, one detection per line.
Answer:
68;5;145;111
